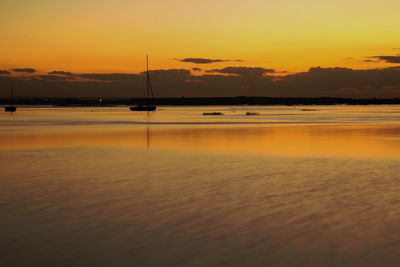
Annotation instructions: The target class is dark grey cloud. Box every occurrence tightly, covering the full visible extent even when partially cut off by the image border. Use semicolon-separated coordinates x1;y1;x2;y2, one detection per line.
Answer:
37;75;69;81
0;70;11;75
2;66;400;98
48;71;73;76
10;68;36;73
277;66;400;97
367;55;400;63
77;73;138;81
206;67;275;77
192;67;202;71
146;69;191;78
176;58;243;64
177;58;225;64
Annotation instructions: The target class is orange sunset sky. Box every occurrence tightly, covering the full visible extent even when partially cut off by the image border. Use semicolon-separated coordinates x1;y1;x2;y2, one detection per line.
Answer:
1;0;400;73
1;0;400;98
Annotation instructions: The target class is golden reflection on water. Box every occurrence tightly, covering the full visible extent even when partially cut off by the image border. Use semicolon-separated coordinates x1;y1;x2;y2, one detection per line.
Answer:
3;107;400;266
1;124;400;158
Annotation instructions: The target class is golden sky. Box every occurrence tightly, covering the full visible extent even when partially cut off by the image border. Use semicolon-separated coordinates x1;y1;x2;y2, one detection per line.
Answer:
1;0;400;74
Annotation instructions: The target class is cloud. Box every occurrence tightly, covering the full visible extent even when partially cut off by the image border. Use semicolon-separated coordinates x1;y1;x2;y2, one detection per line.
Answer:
277;66;400;97
2;66;400;98
206;67;275;77
48;70;73;76
192;67;202;71
146;69;191;78
367;55;400;63
77;73;139;81
176;58;243;64
177;58;225;64
10;68;36;73
37;75;69;81
0;70;11;75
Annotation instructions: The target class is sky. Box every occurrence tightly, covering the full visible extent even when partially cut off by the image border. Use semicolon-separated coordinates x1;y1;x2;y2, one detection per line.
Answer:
1;0;400;98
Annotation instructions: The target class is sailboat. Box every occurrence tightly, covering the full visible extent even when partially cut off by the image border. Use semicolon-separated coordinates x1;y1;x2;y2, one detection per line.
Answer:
130;55;156;111
4;85;16;112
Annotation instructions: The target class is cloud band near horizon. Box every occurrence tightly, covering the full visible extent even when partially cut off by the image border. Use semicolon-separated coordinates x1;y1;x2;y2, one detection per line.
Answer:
2;65;400;99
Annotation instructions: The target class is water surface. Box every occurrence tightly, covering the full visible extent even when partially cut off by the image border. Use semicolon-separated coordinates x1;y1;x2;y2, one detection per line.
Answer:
1;105;400;266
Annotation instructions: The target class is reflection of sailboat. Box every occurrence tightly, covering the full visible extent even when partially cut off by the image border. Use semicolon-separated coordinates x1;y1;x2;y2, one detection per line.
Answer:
130;55;156;111
146;122;150;149
145;111;152;149
5;85;16;112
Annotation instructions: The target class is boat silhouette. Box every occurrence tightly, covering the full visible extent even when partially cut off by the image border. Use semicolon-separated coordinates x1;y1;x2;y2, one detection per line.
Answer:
130;55;156;111
4;85;16;112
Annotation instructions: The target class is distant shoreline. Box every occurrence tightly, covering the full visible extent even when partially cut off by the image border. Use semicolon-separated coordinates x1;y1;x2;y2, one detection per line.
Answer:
1;96;400;106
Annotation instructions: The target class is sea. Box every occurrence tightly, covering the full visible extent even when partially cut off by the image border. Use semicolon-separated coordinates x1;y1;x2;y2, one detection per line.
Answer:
1;105;400;266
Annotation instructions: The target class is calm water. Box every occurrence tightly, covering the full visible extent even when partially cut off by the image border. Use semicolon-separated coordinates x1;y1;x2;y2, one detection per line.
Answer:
1;105;400;266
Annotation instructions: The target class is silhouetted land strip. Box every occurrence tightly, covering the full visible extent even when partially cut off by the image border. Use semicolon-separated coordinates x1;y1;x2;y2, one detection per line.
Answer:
1;97;400;106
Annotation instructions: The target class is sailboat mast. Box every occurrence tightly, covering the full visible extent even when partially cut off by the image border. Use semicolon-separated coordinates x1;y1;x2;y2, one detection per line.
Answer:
129;55;156;111
146;55;155;99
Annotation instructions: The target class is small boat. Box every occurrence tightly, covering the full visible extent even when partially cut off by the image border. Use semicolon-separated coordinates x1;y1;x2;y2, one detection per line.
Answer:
4;85;17;112
130;105;156;111
130;55;156;111
5;106;16;112
203;112;224;116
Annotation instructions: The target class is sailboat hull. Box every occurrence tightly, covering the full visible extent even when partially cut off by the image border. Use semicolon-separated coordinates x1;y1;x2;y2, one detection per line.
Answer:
129;106;156;111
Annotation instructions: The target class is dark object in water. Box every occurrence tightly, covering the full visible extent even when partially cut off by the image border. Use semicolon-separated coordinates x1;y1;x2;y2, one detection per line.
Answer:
130;106;156;111
4;106;16;112
130;55;157;112
5;85;16;112
246;112;259;115
203;112;223;115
